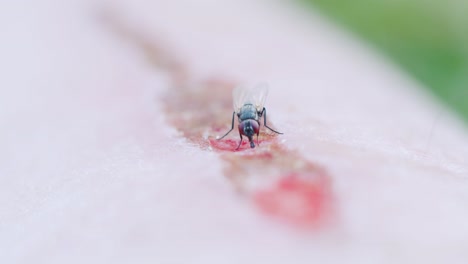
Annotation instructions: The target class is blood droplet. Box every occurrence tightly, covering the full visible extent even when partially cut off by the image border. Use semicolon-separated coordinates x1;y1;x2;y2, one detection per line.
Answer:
254;173;330;227
209;138;267;152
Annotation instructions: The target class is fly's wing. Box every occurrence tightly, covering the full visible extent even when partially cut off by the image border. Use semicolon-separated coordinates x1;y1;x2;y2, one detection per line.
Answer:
248;83;269;112
232;85;249;113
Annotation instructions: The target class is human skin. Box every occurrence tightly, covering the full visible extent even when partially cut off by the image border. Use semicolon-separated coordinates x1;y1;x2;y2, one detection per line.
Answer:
1;0;468;263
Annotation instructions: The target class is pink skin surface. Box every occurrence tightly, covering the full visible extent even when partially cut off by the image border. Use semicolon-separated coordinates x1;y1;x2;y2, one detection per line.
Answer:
2;0;468;264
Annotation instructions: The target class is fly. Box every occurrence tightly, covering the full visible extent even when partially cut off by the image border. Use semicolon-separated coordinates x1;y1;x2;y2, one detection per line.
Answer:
217;84;283;150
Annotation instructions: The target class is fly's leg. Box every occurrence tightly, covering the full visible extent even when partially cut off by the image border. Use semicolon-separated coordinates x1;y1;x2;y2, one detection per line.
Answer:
256;131;260;146
261;107;283;134
236;134;243;150
218;112;236;140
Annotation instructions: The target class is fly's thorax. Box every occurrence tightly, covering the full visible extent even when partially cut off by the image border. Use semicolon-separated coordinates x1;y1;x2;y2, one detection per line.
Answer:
238;104;259;121
238;119;260;138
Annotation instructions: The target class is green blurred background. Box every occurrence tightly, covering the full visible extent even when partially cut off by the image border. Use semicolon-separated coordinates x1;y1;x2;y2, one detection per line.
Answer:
302;0;468;122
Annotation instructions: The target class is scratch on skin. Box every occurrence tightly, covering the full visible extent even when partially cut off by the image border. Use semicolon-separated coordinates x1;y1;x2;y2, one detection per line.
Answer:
102;12;334;228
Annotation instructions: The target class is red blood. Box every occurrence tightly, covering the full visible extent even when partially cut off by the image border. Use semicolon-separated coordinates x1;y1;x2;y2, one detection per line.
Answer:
209;138;264;152
254;173;329;227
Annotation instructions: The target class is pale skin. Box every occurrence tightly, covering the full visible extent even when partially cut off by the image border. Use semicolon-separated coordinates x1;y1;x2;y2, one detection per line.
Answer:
1;0;468;263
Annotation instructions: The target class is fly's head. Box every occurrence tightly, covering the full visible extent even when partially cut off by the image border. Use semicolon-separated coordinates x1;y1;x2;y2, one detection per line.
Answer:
239;120;259;148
